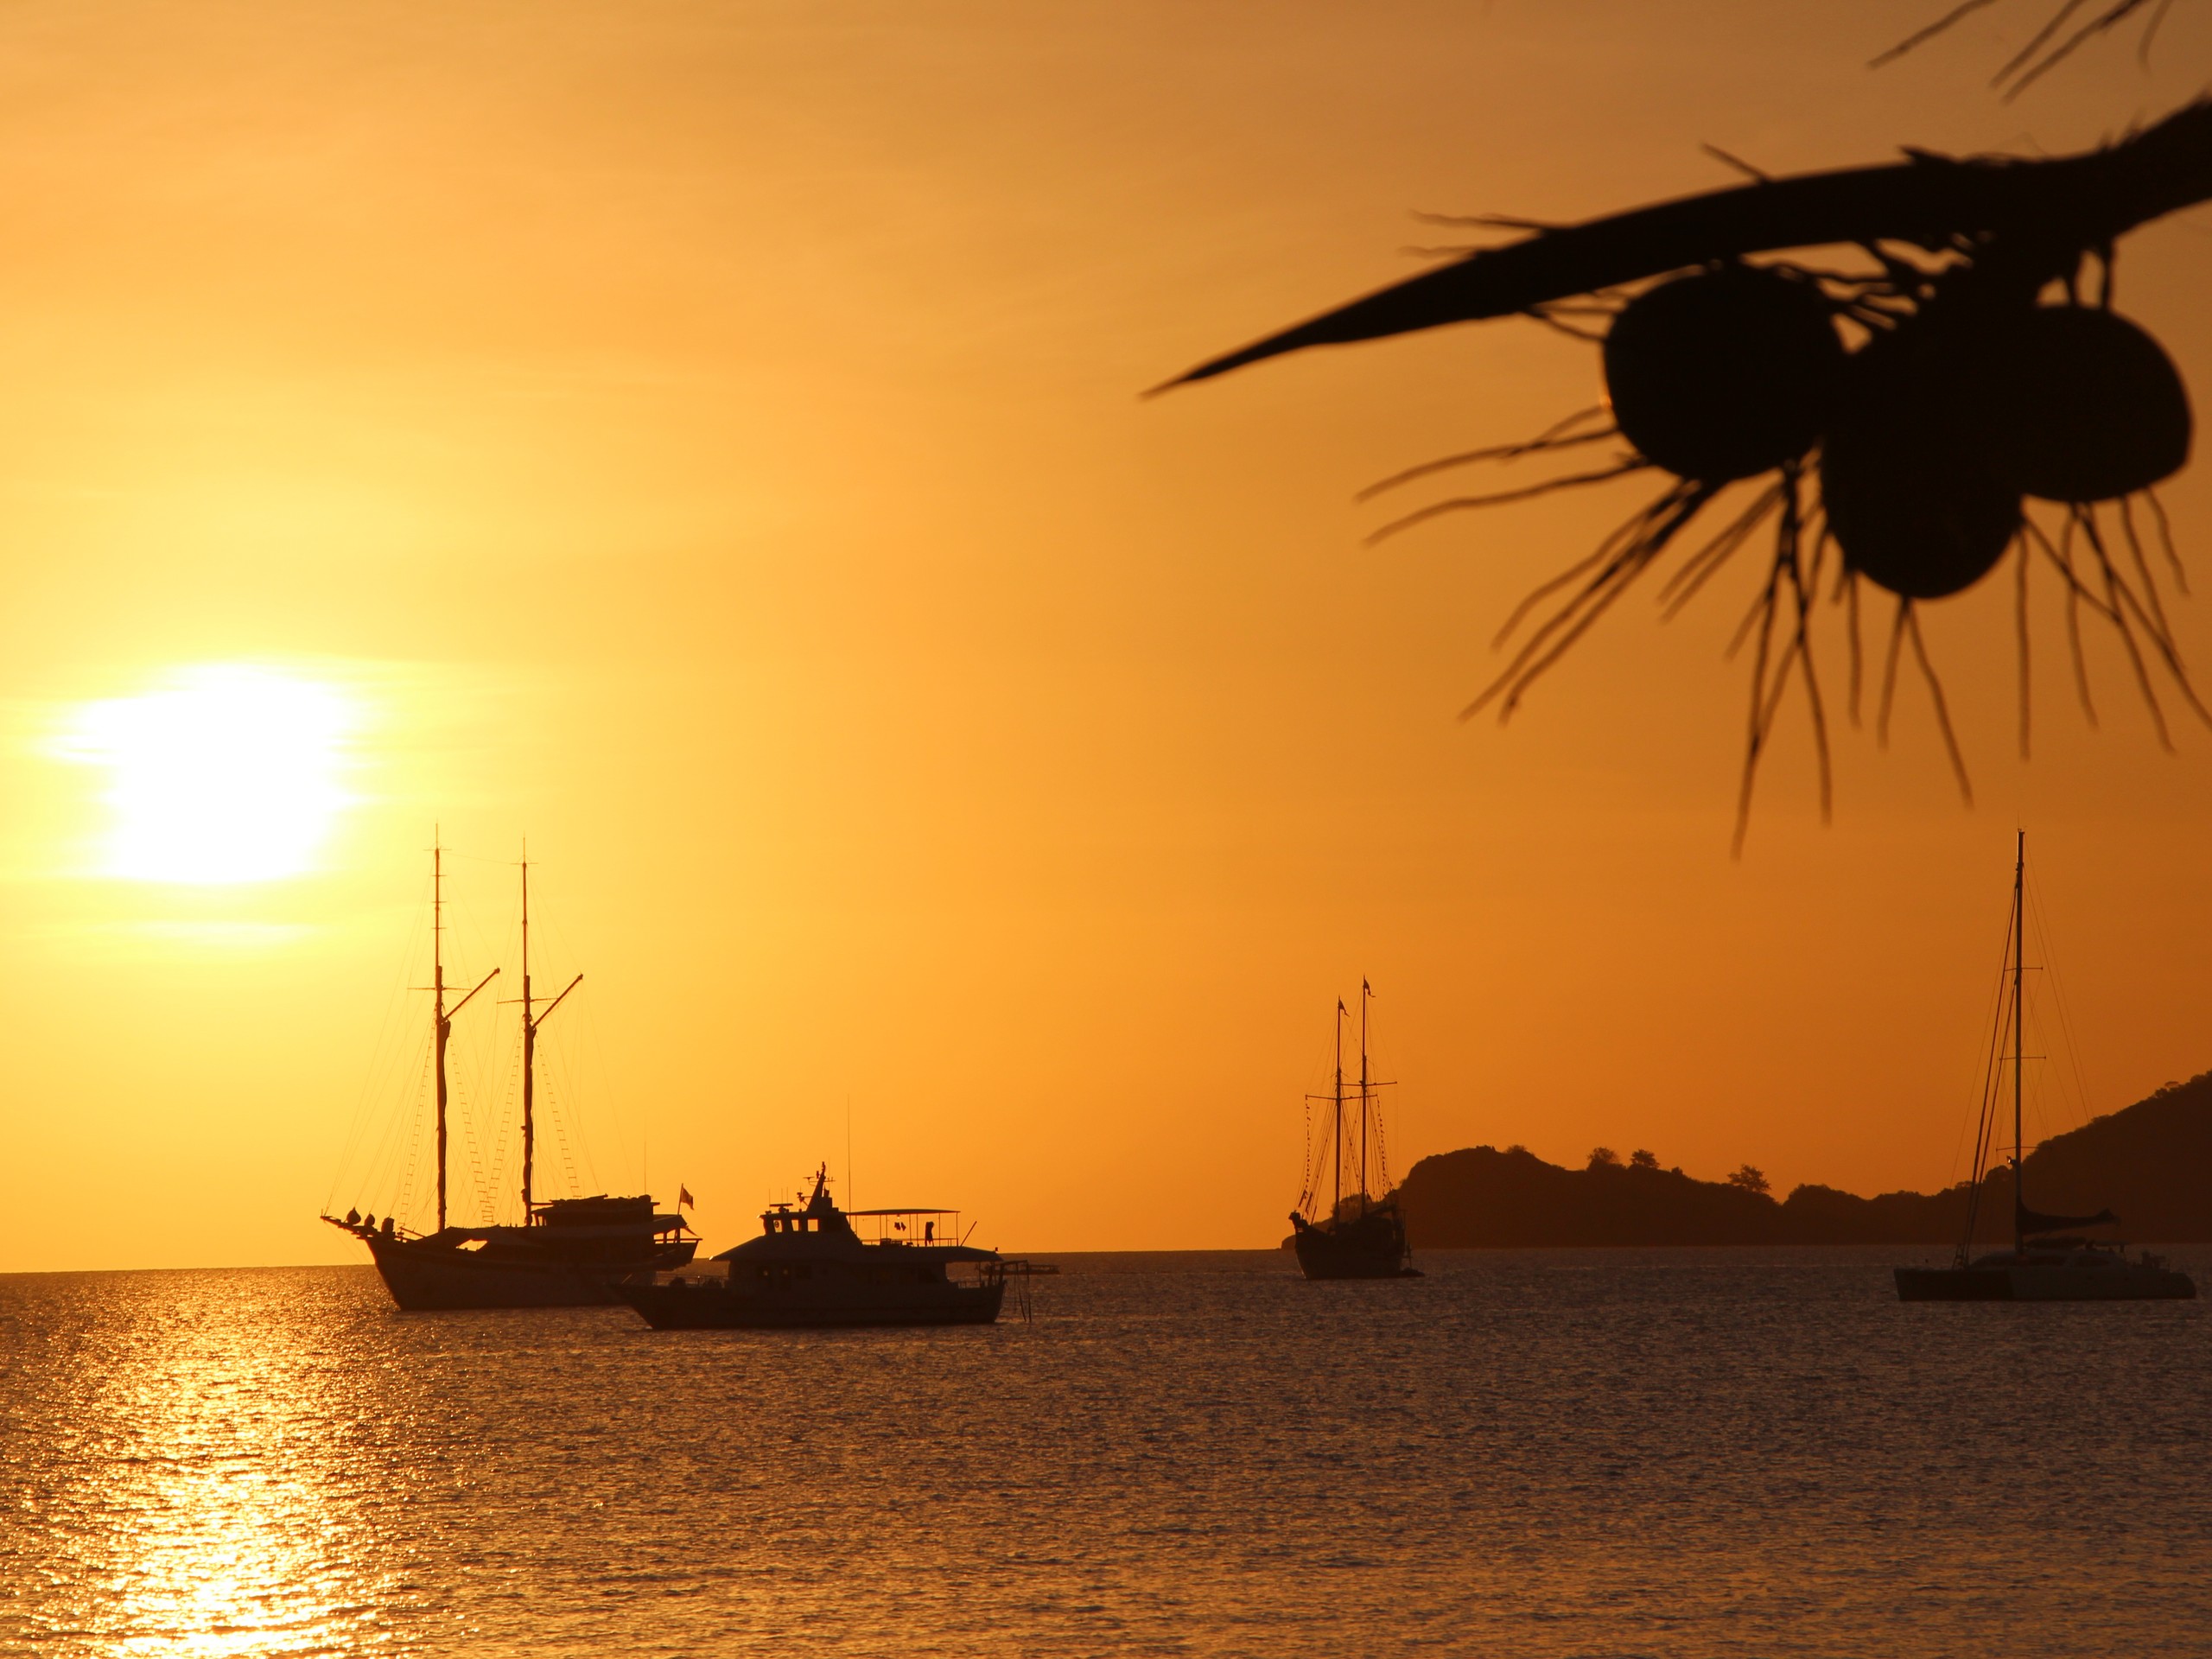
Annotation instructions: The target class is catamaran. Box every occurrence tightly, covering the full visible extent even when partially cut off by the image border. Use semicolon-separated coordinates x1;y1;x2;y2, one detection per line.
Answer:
326;844;696;1310
1288;980;1420;1280
1893;833;2194;1303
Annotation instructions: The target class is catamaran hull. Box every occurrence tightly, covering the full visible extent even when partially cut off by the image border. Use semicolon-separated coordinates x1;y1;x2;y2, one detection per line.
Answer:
365;1236;696;1312
619;1281;1006;1329
1894;1265;2196;1302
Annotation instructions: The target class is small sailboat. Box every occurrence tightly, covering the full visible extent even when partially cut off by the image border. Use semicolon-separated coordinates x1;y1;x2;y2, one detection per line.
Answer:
1894;834;2195;1303
326;843;696;1310
1288;980;1420;1280
619;1165;1020;1328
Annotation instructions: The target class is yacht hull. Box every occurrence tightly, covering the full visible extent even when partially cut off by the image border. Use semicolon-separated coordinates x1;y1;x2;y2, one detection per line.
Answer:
365;1233;696;1312
620;1280;1006;1329
1895;1263;2196;1302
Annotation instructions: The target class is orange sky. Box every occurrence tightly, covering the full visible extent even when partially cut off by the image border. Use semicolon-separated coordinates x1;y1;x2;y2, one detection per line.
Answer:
3;0;2211;1270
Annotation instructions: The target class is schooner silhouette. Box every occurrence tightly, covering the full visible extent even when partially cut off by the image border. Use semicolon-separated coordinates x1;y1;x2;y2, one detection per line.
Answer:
1288;981;1420;1281
326;842;696;1309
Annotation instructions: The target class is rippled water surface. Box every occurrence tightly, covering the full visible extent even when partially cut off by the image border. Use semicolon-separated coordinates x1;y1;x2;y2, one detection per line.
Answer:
4;1248;2211;1656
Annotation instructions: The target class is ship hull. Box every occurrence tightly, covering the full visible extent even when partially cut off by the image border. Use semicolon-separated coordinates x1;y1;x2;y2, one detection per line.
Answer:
1895;1263;2196;1302
365;1234;696;1312
1289;1209;1421;1281
620;1280;1006;1329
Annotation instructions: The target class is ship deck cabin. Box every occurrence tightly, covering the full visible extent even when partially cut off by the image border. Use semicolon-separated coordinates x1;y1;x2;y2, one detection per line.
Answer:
756;1202;963;1245
531;1194;689;1231
323;1195;692;1255
672;1174;1000;1293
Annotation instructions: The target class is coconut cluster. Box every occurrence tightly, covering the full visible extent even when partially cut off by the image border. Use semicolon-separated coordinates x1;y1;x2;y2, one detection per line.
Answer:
1602;265;2194;601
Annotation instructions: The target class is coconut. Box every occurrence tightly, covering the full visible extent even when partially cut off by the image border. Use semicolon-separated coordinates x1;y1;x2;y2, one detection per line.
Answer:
1602;265;1844;483
1983;307;2191;503
1821;325;2020;601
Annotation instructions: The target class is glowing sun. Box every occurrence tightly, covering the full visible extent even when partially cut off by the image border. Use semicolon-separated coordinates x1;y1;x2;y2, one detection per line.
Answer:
56;664;358;884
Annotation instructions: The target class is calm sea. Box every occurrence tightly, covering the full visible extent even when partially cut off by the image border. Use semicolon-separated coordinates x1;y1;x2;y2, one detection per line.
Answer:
3;1247;2209;1657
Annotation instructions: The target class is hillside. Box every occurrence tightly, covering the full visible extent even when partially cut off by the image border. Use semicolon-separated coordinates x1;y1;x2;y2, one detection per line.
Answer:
1395;1071;2212;1248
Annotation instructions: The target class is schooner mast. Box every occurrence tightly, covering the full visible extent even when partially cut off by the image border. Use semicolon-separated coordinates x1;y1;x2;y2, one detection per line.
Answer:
1344;982;1362;1211
1332;996;1344;1224
513;849;582;1222
1319;982;1390;1224
429;836;497;1234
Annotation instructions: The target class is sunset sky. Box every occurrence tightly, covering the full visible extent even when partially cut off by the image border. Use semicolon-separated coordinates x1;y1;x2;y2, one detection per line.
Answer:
3;0;2211;1271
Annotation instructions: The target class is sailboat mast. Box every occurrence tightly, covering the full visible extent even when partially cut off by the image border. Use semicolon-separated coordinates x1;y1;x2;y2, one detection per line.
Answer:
1332;999;1344;1224
2012;830;2025;1255
521;851;535;1223
434;837;448;1235
1358;980;1370;1211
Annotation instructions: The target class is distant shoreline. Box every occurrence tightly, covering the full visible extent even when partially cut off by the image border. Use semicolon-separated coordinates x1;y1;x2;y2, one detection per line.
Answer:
1395;1071;2212;1249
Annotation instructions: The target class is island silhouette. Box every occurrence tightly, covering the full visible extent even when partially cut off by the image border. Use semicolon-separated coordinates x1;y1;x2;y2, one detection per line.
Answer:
1388;1069;2212;1248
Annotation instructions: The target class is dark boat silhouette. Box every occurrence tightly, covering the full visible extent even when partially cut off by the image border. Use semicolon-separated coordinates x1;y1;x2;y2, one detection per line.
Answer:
1288;981;1420;1281
619;1166;1017;1328
326;843;696;1310
1894;834;2194;1303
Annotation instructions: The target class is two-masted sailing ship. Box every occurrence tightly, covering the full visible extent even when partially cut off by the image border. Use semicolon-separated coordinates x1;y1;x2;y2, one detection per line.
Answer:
619;1164;1020;1328
326;845;696;1310
1894;834;2195;1303
1288;980;1420;1280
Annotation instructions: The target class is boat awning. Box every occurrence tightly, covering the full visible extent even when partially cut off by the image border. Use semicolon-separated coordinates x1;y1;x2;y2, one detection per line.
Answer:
710;1237;999;1264
2019;1199;2118;1234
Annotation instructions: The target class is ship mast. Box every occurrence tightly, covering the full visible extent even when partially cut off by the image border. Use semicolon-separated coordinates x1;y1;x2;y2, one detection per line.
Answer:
1357;980;1370;1213
515;848;582;1224
1332;998;1345;1224
520;854;533;1219
429;833;497;1235
434;841;446;1232
2012;829;2025;1256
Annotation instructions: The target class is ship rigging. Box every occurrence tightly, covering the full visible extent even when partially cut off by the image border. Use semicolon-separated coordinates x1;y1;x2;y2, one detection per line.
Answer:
1288;979;1420;1280
1894;833;2193;1302
325;839;695;1309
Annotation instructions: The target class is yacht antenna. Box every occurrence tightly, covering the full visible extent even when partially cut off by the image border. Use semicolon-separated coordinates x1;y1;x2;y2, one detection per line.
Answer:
429;832;498;1234
2012;830;2025;1256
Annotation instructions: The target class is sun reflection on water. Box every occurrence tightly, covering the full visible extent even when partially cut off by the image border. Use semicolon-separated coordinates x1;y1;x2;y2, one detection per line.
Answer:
29;1272;401;1658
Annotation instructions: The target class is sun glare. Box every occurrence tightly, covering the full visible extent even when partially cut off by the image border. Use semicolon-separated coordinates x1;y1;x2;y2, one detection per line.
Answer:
54;664;358;884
